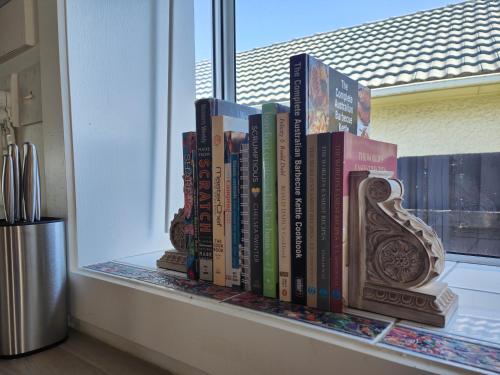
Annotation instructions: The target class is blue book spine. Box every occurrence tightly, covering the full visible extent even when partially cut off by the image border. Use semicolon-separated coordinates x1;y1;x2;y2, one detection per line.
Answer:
231;152;241;286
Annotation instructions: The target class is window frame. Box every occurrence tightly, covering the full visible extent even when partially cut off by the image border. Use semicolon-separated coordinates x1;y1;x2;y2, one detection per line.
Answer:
211;0;236;101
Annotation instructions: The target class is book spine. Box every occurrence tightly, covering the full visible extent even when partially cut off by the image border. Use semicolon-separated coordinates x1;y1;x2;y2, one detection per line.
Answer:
317;133;331;310
196;100;213;282
212;118;225;286
183;132;198;280
240;142;251;291
249;114;263;294
262;106;278;298
290;54;307;305
224;153;232;287
277;113;291;301
331;132;345;312
231;151;241;287
192;145;200;279
306;134;318;308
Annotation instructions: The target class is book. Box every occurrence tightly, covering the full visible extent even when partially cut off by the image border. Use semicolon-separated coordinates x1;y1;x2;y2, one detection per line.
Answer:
330;132;397;312
289;57;307;305
277;113;291;301
212;116;247;286
262;103;289;298
195;98;259;282
317;132;331;310
291;53;372;136
183;132;198;280
289;53;372;304
306;134;318;308
249;114;263;294
224;139;232;287
231;136;246;287
223;131;247;287
239;140;251;291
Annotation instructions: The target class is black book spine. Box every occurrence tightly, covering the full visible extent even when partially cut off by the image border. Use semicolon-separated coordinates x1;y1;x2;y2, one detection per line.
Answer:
249;114;263;294
289;54;308;305
317;133;331;310
196;99;214;282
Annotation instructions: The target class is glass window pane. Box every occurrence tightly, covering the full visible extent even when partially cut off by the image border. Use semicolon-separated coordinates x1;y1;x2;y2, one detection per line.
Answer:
195;0;212;99
232;0;500;259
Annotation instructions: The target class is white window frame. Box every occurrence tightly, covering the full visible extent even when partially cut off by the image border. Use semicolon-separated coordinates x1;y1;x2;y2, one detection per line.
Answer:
211;0;235;101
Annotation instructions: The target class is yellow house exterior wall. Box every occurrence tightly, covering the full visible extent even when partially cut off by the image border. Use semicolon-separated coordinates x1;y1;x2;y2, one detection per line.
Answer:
371;90;500;157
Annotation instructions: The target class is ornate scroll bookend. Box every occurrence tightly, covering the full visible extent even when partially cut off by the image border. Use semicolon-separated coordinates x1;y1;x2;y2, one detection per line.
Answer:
348;171;458;327
157;208;187;273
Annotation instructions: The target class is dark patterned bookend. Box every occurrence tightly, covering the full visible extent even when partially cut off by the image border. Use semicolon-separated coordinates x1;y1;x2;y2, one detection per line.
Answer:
348;171;458;327
157;208;187;273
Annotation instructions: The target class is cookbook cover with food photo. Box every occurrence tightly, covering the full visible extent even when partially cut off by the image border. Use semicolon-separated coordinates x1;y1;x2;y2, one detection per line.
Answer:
291;53;371;137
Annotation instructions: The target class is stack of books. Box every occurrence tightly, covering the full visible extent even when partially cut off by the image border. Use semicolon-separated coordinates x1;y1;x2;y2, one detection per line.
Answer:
181;53;397;313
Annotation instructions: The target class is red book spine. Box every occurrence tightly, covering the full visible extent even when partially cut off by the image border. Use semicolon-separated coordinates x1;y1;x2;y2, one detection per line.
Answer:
331;132;344;313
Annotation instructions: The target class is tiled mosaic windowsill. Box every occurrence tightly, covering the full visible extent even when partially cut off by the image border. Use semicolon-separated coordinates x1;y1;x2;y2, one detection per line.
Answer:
84;261;500;374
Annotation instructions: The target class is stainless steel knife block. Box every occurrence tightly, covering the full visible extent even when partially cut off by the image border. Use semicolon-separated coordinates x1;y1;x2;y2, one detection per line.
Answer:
0;218;67;357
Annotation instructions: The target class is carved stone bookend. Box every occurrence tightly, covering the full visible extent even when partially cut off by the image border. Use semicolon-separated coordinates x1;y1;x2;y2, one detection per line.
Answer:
348;171;458;327
157;208;187;273
156;251;187;273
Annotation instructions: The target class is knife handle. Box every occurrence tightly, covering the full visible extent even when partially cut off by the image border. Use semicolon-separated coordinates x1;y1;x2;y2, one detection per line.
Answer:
33;145;41;221
8;144;21;221
2;155;15;224
23;143;37;223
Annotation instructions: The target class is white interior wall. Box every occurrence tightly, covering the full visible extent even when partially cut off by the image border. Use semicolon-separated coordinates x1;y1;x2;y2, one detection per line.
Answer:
166;0;196;238
64;0;195;266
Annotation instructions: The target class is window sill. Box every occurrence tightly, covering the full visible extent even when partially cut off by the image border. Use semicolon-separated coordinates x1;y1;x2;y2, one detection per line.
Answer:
69;253;500;374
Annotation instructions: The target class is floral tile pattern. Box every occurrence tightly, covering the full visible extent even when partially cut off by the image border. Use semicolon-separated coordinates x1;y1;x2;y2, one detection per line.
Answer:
383;326;500;373
223;292;389;340
85;261;500;373
85;262;389;339
85;261;242;301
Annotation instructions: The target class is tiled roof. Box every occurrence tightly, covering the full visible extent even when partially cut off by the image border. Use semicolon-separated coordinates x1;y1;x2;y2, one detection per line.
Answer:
195;0;500;106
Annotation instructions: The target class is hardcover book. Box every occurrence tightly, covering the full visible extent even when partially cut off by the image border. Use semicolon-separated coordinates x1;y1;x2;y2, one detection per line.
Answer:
330;132;397;312
249;114;263;294
262;103;289;298
195;98;259;282
317;132;331;310
183;132;198;280
212;116;247;286
289;53;372;304
306;133;318;308
239;140;251;291
277;112;291;301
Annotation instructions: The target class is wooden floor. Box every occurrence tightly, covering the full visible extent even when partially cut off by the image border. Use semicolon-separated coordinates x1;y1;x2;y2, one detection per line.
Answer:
0;330;171;375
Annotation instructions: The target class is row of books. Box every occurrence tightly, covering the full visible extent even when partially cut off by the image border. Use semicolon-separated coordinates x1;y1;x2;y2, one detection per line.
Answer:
182;53;397;312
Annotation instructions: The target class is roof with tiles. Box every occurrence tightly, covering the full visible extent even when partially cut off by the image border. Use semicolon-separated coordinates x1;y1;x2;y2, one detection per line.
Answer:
195;0;500;106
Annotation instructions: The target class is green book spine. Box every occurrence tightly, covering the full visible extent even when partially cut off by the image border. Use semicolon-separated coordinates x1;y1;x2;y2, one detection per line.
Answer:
262;103;289;298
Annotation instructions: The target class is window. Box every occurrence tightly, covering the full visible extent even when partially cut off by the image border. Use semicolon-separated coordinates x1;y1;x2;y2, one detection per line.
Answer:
217;0;499;261
195;0;213;100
